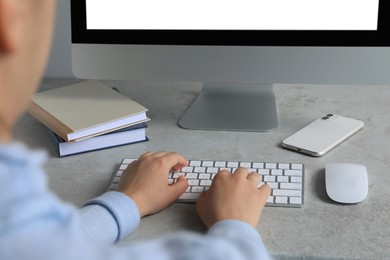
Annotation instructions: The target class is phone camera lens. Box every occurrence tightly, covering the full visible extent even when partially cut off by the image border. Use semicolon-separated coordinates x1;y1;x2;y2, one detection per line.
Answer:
322;113;334;120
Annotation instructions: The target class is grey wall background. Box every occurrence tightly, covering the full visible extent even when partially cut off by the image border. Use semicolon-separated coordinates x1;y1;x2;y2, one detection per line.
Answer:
45;1;73;78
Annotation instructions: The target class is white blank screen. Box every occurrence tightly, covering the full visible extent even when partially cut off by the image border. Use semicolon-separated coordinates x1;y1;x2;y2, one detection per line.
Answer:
86;0;379;30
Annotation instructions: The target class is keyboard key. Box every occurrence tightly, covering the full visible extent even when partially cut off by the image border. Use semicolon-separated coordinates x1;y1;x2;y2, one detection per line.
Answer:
123;158;136;164
202;161;214;167
278;163;290;169
186;173;198;179
194;167;206;173
199;174;210;179
291;176;302;183
189;161;202;167
275;196;288;204
240;162;252;168
285;170;303;176
258;169;270;175
280;183;302;190
214;161;226;167
291;164;303;170
181;166;193;172
252;162;264;169
119;164;127;170
191;186;204;193
207;167;219;173
277;176;289;183
264;176;276;182
265;163;277;169
200;180;212;186
227;162;239;168
290;197;302;205
266;182;279;189
188;179;199;186
273;189;301;197
271;169;283;176
173;172;185;178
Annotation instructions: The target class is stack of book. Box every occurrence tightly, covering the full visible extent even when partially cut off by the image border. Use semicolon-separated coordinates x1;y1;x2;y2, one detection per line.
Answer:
28;80;150;157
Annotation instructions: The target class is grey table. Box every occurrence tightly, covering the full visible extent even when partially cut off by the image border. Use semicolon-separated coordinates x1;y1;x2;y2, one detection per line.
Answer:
15;78;390;259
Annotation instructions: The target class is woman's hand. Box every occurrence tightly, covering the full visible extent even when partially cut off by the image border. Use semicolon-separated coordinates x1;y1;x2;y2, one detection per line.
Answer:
117;151;189;217
196;167;271;228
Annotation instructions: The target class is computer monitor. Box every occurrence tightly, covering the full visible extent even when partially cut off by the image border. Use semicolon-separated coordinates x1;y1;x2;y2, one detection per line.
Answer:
71;0;390;132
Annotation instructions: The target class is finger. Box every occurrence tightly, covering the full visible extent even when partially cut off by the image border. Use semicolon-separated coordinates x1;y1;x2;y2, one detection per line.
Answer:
247;172;261;185
168;175;188;200
140;152;188;172
161;152;189;170
258;183;271;203
234;167;249;177
214;170;231;181
171;161;189;171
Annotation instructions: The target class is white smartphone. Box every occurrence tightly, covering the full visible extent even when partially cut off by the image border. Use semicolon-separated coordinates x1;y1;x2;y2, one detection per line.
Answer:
282;114;364;157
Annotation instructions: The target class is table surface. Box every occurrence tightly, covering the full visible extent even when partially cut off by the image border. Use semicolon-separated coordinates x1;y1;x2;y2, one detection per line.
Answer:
15;78;390;259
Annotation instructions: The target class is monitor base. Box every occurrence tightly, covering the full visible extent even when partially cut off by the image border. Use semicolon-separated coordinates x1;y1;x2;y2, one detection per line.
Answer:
178;83;278;132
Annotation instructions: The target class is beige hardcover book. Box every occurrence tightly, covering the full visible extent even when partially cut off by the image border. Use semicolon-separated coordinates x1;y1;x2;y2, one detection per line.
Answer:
28;80;149;142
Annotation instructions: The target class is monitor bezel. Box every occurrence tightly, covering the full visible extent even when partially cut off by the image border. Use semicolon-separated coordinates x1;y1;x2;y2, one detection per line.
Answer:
71;0;390;46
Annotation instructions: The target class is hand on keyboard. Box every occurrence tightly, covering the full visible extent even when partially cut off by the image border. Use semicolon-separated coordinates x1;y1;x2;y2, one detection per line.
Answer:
196;167;271;228
116;151;189;217
110;152;292;229
110;158;304;208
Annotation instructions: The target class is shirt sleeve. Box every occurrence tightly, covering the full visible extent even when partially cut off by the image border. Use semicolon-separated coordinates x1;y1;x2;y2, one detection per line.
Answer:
106;220;272;260
0;143;271;260
79;191;271;259
207;220;271;259
80;191;140;244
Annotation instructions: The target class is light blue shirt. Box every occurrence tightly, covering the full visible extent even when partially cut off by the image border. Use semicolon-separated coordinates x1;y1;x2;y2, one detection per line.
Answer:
0;142;271;260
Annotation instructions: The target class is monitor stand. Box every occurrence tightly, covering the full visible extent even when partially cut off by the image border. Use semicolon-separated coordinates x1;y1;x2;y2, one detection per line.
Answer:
178;83;278;132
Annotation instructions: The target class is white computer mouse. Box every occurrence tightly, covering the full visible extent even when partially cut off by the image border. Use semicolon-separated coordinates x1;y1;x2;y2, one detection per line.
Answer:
325;163;368;204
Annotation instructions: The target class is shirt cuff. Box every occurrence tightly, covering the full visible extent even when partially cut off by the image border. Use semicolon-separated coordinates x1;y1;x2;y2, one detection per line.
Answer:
83;191;140;241
208;220;262;244
208;220;270;259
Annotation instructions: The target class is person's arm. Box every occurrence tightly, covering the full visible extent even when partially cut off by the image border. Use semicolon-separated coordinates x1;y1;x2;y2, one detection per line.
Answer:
117;151;271;258
80;191;140;244
80;151;272;259
195;166;272;259
207;220;270;259
0;144;271;260
79;151;189;244
106;219;271;260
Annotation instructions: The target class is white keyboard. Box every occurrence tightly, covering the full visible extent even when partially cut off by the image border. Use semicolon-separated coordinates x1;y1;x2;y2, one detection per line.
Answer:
108;159;304;207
